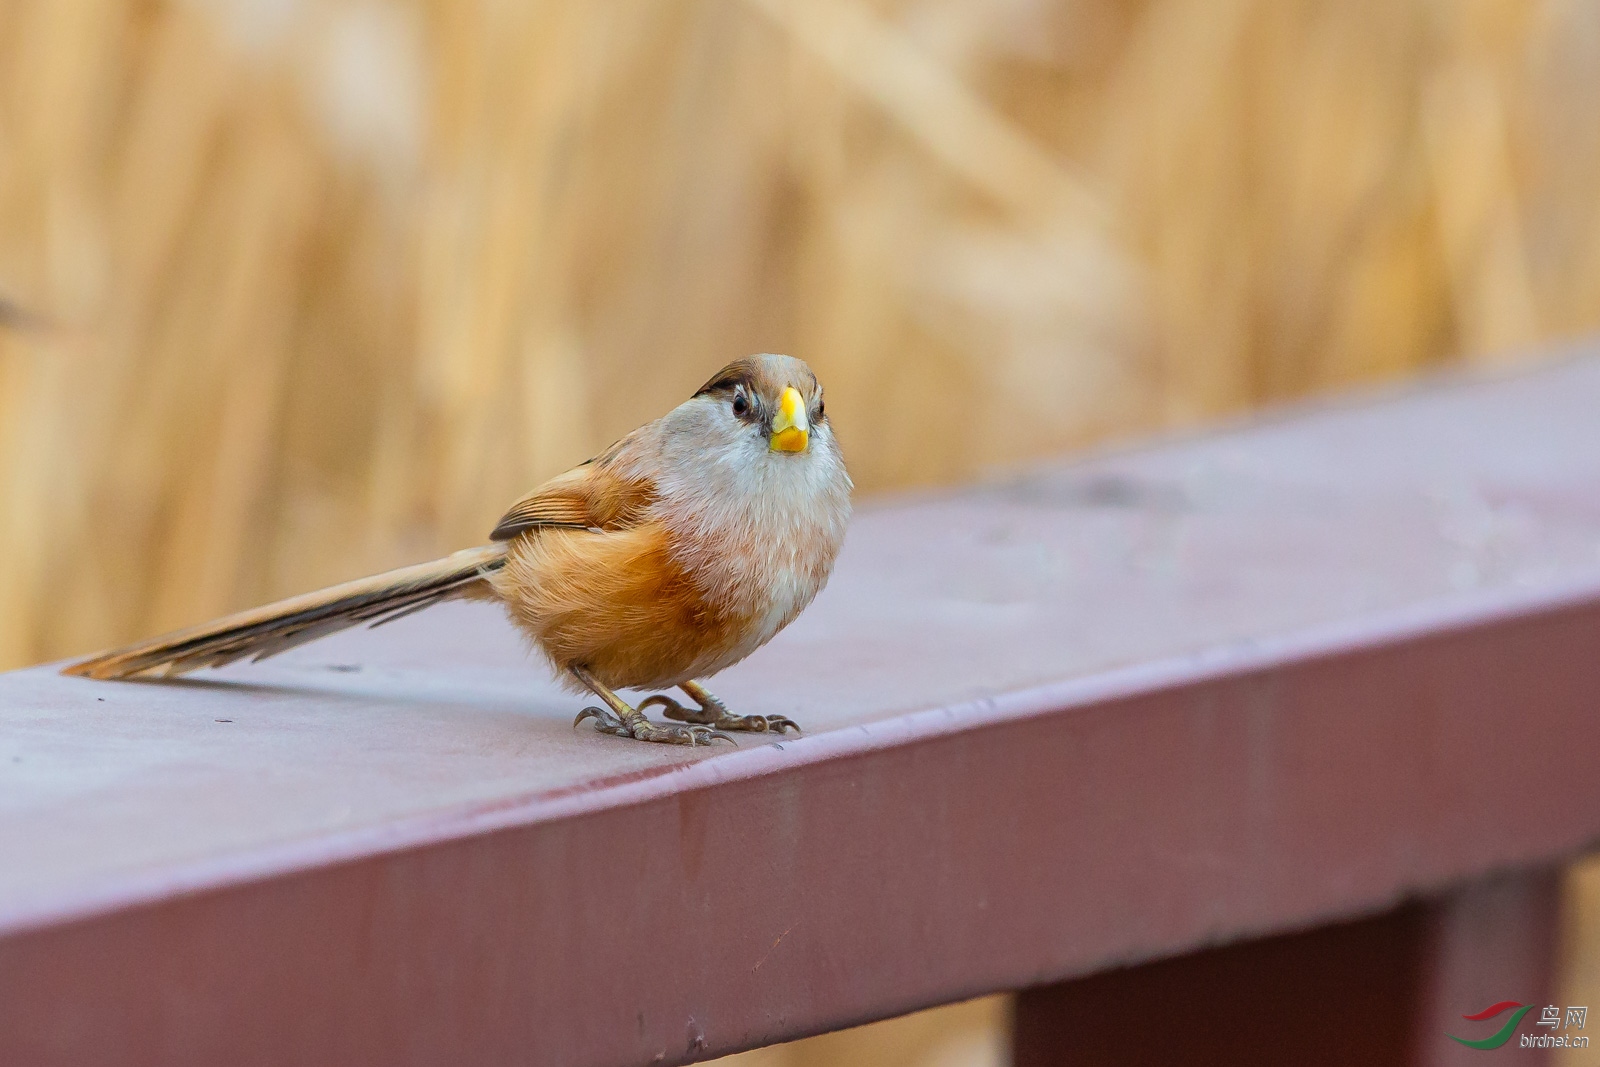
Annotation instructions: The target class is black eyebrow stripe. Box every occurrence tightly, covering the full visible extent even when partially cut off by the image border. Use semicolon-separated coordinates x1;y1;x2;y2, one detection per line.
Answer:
692;364;753;398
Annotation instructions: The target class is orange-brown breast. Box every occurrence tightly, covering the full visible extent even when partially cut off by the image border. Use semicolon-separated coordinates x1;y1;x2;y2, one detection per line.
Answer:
491;521;747;692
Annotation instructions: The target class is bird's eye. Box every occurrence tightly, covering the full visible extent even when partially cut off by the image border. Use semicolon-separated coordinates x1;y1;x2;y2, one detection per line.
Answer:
816;399;824;419
732;394;749;417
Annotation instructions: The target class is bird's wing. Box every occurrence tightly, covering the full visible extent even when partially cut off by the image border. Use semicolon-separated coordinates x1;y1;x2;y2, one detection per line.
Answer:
489;460;656;541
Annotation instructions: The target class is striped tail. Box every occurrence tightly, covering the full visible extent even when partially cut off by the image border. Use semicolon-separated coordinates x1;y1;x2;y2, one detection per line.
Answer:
63;544;508;680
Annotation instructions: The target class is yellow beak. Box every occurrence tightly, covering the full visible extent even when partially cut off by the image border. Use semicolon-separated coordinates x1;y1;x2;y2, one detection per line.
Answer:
770;386;809;453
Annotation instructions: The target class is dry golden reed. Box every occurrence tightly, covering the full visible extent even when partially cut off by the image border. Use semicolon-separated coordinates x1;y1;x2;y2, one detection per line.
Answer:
0;0;1592;670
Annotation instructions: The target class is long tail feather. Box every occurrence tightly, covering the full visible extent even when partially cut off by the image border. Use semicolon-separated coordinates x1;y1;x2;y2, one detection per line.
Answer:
63;544;508;680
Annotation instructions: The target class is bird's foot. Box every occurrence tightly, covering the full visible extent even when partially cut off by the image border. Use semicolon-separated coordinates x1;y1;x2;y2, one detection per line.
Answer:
640;687;801;735
573;705;733;746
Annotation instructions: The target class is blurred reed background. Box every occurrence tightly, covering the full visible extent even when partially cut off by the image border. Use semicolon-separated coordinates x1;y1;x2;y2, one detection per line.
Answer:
2;1;1599;1063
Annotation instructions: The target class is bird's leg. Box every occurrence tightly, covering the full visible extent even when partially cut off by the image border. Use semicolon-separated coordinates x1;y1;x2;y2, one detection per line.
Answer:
570;666;732;746
638;679;801;735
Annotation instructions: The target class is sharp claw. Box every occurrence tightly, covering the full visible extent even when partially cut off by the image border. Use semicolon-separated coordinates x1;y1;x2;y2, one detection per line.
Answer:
575;706;632;737
572;697;758;745
739;714;798;734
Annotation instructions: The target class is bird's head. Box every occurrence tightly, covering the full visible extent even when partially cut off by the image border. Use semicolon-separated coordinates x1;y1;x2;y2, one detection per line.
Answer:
691;353;831;459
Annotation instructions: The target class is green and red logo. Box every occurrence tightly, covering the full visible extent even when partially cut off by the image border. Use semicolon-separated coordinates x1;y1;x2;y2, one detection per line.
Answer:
1448;1002;1534;1050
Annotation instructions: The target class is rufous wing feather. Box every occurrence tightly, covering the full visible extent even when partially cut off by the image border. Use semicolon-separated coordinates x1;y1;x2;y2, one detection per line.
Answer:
489;459;655;541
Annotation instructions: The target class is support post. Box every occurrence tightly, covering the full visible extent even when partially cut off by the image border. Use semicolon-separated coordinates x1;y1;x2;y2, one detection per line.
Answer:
1013;870;1561;1066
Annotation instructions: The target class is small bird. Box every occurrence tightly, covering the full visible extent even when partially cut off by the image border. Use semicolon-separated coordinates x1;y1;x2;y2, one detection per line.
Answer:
65;354;852;745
